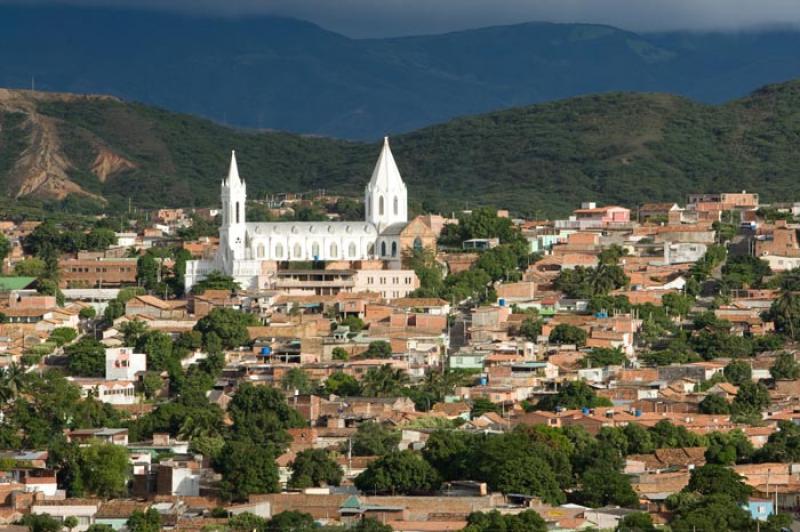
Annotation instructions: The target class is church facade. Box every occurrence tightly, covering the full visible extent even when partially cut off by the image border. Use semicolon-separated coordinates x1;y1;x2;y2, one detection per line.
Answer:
185;137;412;292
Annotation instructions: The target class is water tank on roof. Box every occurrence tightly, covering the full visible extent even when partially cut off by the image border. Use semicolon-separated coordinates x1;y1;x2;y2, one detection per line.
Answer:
479;375;488;386
581;407;590;414
635;409;642;417
595;312;608;319
260;347;272;356
498;298;506;307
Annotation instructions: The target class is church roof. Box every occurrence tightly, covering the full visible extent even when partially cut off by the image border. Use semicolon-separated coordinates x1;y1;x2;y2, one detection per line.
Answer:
367;137;405;192
246;221;377;237
380;221;410;236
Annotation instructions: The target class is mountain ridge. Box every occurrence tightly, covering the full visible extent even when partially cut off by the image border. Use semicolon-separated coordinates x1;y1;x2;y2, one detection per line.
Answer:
5;81;800;216
5;5;800;138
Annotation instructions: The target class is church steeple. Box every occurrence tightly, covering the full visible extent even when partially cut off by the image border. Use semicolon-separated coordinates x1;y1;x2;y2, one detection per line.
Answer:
365;137;407;232
220;150;247;261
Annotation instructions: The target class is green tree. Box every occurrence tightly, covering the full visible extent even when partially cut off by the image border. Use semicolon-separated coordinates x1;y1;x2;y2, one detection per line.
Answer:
575;466;638;508
195;308;258;349
136;330;176;372
324;371;361;396
699;394;731;415
354;450;441;495
14;257;47;277
227;512;269;532
49;327;77;347
192;270;240;294
705;430;754;465
20;513;63;532
216;440;279;502
341;316;365;332
126;508;161;532
281;368;313;394
684;464;751;502
136;254;160;291
732;381;770;416
615;512;656;532
493;455;564;503
64;337;106;377
771;352;800;380
518;318;543;341
583;347;626;368
669;493;753;532
288;449;343;489
548;324;587;346
350;421;401;456
463;510;547;532
266;510;317;532
0;234;9;263
755;420;800;462
536;381;612;411
363;340;392;358
78;307;96;320
120;319;148;347
361;365;409;397
227;383;305;449
662;292;694;317
770;289;800;340
724;360;752;386
422;430;473;481
80;441;130;498
331;347;349;361
470;397;500;417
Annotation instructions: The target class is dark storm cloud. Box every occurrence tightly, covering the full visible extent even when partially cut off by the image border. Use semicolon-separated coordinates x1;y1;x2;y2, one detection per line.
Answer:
5;0;800;36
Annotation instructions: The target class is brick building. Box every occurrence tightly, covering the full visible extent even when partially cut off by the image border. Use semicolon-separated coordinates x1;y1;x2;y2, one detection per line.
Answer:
59;257;137;288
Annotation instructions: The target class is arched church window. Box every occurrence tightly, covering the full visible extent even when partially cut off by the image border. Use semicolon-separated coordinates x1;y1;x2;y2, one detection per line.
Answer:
275;243;284;258
312;242;320;259
393;196;398;215
235;202;240;224
330;243;338;258
348;243;357;258
379;196;385;216
381;242;387;256
413;237;423;252
391;242;398;257
368;243;375;256
257;244;265;258
293;243;302;259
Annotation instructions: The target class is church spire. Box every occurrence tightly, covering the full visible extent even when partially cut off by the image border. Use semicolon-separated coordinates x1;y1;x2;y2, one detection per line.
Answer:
368;136;403;190
227;150;242;185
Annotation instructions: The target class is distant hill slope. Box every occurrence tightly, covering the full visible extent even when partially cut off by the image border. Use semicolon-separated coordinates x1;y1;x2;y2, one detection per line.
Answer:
5;6;800;138
5;81;800;216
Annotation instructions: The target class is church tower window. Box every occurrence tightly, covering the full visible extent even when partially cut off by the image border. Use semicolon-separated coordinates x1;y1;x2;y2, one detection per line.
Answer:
391;242;397;257
235;202;240;224
381;242;387;256
379;196;384;216
413;237;423;252
393;196;398;215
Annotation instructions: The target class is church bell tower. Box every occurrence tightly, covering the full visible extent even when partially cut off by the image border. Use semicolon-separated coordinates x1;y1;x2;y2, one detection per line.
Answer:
220;151;247;263
365;137;408;232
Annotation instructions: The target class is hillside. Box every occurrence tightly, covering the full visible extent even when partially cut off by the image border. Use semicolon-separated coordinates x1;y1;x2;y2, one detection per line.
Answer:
5;81;800;216
5;6;800;138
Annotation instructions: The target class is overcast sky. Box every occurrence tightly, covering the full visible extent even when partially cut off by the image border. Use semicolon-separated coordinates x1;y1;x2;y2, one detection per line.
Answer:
6;0;800;37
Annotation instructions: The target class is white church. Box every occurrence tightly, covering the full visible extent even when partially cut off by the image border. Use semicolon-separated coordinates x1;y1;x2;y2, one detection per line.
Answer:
184;137;417;292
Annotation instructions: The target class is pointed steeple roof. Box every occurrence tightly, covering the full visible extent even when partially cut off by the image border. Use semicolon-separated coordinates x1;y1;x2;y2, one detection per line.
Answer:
368;137;404;191
226;150;242;185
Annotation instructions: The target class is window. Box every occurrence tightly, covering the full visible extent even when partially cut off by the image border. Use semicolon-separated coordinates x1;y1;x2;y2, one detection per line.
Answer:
381;242;387;256
379;196;385;216
330;243;338;258
393;196;399;215
391;242;397;257
293;243;302;258
235;201;240;224
368;243;375;255
275;243;284;258
348;243;357;258
312;242;320;258
413;237;423;252
257;244;265;258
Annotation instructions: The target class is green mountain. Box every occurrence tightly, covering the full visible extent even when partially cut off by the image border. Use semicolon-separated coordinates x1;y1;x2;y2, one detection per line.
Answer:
5;6;800;139
4;81;800;217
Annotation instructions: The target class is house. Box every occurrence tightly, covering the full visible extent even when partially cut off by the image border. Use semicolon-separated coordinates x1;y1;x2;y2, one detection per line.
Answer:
125;295;188;320
67;428;129;446
30;499;102;531
105;347;146;381
69;378;137;405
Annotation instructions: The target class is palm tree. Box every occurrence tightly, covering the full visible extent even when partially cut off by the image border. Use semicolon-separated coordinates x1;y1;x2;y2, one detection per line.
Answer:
361;365;410;397
0;363;26;405
772;290;800;340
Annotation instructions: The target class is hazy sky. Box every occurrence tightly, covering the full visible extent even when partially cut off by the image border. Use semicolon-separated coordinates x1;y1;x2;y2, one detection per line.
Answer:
6;0;800;37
